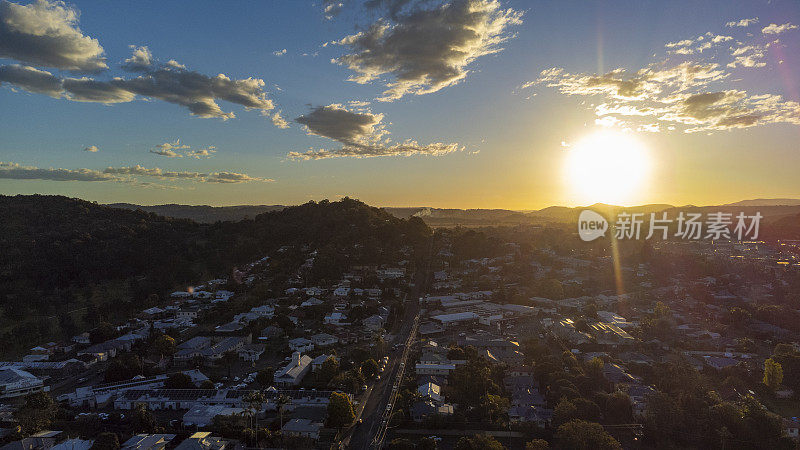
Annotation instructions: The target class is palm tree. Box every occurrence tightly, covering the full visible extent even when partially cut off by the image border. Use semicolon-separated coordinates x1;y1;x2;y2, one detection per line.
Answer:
276;393;290;442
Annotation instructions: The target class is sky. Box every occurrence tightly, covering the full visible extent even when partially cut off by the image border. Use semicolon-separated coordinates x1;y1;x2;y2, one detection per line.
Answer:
0;0;799;209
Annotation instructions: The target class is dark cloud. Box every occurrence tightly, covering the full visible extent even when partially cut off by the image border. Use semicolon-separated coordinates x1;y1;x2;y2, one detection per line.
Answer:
334;0;522;101
290;103;461;159
1;61;276;119
0;63;61;96
295;104;384;144
0;0;107;73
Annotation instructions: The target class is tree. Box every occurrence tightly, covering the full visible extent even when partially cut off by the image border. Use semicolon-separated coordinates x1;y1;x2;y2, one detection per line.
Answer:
90;432;120;450
105;353;143;382
318;356;340;384
218;350;238;379
603;391;633;424
275;394;290;431
200;380;215;389
361;359;380;379
418;437;438;450
153;334;176;359
90;322;116;344
130;404;155;433
526;439;549;450
654;301;670;318
553;397;578;426
455;434;504;450
164;372;193;389
388;438;415;450
14;392;57;435
256;367;273;387
327;392;355;429
763;358;784;391
555;420;621;450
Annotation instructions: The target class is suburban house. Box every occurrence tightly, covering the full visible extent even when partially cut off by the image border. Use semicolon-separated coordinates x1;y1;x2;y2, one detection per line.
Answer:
310;333;338;347
282;419;323;440
288;338;314;353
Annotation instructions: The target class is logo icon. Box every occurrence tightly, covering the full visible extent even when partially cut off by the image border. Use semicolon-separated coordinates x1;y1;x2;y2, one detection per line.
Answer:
578;210;608;241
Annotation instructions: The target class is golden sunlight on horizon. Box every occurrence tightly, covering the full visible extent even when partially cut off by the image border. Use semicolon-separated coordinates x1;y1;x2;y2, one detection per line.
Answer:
563;130;651;206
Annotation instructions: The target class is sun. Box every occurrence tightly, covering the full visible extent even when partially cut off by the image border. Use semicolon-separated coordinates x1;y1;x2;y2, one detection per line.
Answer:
564;130;651;205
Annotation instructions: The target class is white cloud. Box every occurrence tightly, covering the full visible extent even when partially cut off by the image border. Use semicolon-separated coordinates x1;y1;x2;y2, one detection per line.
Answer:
83;145;99;152
122;45;153;72
726;18;758;28
270;110;290;129
762;23;798;35
272;48;286;56
0;0;107;72
149;139;215;158
334;0;522;101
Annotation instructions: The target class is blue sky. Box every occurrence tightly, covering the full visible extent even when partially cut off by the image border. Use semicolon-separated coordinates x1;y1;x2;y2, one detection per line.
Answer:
1;0;799;208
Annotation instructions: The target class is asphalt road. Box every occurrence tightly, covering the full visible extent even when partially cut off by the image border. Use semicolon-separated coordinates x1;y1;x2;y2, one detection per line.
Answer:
344;241;432;449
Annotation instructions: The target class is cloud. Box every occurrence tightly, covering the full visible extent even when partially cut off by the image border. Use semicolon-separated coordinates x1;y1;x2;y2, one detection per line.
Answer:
149;139;215;158
0;161;116;181
62;76;136;102
529;61;800;133
0;58;276;119
121;45;153;72
727;44;767;68
270;110;290;129
0;63;61;96
272;48;286;56
102;165;271;183
762;23;798;35
83;145;99;152
333;0;522;101
295;104;386;143
323;0;345;19
525;21;800;134
0;0;107;72
726;18;758;28
110;69;274;119
186;147;216;159
289;103;462;159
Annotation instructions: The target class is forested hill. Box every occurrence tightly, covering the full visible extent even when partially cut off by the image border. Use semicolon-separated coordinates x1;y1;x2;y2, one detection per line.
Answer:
107;203;285;223
0;195;430;357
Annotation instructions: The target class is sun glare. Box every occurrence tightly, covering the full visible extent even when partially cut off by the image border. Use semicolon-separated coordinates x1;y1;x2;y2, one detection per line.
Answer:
564;130;650;205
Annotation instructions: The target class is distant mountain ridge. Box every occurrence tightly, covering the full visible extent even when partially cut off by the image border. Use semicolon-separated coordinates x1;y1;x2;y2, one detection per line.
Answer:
107;198;800;226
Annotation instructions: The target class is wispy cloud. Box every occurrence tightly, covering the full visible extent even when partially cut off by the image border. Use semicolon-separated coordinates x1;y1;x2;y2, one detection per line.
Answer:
149;140;216;159
523;21;800;134
0;161;272;184
762;22;799;35
726;18;758;28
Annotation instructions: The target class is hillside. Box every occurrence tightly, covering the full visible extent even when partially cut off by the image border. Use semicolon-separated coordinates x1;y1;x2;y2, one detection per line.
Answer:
0;195;430;357
108;203;286;223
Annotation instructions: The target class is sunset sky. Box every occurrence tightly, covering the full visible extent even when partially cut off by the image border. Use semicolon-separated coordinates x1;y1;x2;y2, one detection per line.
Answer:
1;0;799;209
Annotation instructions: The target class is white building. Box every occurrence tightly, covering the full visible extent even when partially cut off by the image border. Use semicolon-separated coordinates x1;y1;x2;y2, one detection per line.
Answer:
274;352;312;387
0;368;46;399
